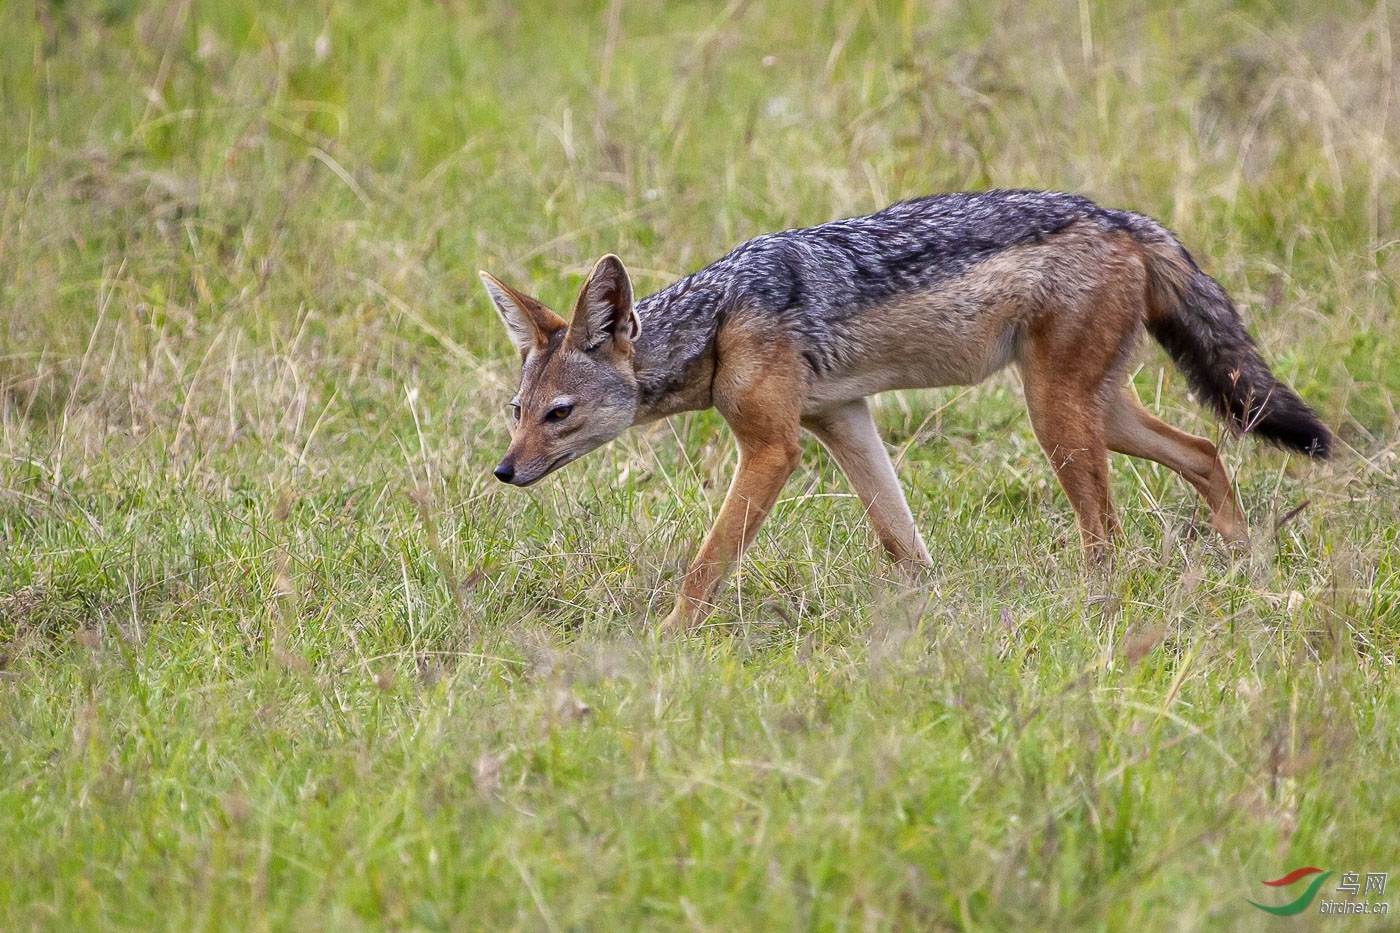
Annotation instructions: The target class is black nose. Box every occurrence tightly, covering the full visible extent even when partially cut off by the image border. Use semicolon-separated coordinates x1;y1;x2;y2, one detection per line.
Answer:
493;462;515;483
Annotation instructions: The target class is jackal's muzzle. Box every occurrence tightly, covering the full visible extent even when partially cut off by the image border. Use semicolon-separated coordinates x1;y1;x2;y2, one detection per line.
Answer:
491;451;573;487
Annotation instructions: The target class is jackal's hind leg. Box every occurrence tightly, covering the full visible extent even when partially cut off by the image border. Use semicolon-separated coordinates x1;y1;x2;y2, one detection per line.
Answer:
1021;369;1116;561
1104;390;1249;546
802;399;932;569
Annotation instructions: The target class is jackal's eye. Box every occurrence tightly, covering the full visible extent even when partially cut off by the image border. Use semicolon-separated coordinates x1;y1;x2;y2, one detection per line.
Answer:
545;403;574;423
508;403;521;421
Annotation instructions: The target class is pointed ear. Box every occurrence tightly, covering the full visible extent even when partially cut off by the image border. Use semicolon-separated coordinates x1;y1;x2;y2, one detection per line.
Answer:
479;271;567;356
566;255;640;352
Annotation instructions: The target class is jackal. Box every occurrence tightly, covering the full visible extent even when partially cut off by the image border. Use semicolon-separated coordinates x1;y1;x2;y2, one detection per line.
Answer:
480;190;1330;630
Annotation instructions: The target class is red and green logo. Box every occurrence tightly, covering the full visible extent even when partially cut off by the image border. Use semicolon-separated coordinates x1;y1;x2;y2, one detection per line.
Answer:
1248;867;1334;916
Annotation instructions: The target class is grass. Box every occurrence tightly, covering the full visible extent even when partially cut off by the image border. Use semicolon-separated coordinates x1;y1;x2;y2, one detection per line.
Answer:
2;0;1399;928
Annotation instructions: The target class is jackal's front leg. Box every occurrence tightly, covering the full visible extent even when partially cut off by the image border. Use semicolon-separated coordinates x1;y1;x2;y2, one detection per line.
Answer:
663;438;802;631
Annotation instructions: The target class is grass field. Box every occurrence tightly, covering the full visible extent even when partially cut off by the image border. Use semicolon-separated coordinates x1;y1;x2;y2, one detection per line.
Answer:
3;0;1399;928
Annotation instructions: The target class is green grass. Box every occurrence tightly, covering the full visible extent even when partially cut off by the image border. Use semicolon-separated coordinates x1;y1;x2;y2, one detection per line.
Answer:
3;0;1399;929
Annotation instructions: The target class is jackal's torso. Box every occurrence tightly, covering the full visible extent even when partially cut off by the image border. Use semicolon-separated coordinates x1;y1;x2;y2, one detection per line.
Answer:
631;189;1154;418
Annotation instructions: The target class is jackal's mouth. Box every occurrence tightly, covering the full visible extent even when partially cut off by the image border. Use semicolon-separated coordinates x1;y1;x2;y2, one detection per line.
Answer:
515;454;572;487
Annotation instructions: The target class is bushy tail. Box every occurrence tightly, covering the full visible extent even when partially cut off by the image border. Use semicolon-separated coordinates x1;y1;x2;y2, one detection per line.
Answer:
1126;218;1332;458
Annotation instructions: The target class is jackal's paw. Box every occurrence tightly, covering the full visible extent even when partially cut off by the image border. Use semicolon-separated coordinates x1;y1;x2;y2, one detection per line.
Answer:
659;603;697;635
1218;531;1251;554
1208;509;1251;552
891;555;935;583
1208;519;1251;553
659;608;684;634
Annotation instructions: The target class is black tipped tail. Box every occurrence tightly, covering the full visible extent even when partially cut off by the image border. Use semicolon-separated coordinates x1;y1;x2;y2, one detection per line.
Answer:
1136;230;1332;459
1241;387;1333;458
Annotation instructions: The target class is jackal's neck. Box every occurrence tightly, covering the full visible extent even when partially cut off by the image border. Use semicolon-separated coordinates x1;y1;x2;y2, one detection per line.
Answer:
630;272;725;423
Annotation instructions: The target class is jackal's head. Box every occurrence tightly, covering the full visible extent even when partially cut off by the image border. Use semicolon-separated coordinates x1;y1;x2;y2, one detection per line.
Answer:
480;255;641;486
